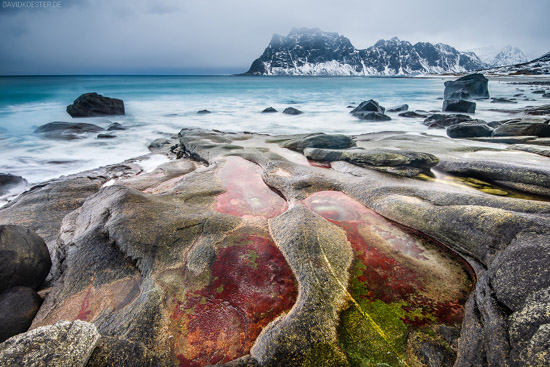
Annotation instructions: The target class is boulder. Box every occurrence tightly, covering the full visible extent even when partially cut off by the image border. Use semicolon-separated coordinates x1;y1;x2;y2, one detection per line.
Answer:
96;133;116;139
443;100;476;114
279;133;356;152
34;122;104;140
443;73;489;100
261;107;277;113
107;122;126;131
387;104;409;112
353;111;392;121
350;99;385;115
0;174;27;196
0;287;42;343
423;114;473;128
493;122;550;137
282;107;303;115
491;98;517;104
66;93;125;117
532;90;545;94
197;109;211;114
399;111;428;118
304;148;439;177
447;89;471;100
0;320;100;367
0;225;51;293
447;122;493;138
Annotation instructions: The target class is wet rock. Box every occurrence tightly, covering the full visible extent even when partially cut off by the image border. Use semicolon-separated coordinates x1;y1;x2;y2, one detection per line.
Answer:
399;111;428;118
279;133;356;152
250;205;352;367
423;114;473;128
353;111;392;121
509;144;550;158
387;104;409;112
0;320;100;367
443;99;476;114
543;93;550;98
532;90;546;94
304;147;439;177
406;331;456;367
96;133;116;139
0;287;42;343
350;99;385;115
493;121;550;137
0;225;51;292
107;122;126;131
66;93;125;117
468;136;537;144
491;97;518;104
261;107;277;113
447;89;471;101
283;107;303;115
197;109;211;114
436;159;550;197
443;73;489;100
86;336;165;367
35;122;104;140
0;164;141;282
0;174;27;196
524;104;550;116
447;122;493;138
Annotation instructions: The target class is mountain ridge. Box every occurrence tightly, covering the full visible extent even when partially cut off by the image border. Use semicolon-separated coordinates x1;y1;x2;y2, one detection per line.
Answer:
243;28;486;76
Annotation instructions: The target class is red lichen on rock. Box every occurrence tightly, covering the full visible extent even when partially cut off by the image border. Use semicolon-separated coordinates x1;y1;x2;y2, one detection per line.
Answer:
216;157;288;218
170;227;297;366
303;191;470;326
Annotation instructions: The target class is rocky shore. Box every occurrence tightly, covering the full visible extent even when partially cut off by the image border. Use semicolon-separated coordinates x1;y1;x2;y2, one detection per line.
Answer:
1;79;550;367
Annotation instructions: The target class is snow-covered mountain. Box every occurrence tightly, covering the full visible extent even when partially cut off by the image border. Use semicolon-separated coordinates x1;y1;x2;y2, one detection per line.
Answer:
484;51;550;75
243;28;486;76
467;45;528;67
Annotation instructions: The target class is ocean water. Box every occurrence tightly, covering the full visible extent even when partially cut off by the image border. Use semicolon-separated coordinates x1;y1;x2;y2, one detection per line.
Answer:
0;75;547;189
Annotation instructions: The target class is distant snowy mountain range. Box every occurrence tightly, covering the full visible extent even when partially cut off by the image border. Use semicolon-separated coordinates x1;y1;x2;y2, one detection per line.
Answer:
484;51;550;75
243;28;541;76
466;45;528;67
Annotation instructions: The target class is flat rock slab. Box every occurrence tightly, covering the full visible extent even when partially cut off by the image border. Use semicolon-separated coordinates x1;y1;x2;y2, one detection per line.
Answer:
0;320;100;367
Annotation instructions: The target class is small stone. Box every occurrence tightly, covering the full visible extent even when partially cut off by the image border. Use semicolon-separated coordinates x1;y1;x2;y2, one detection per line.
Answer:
282;107;303;115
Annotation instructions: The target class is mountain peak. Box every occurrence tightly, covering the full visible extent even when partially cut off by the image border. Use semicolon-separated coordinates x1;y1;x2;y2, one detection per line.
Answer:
244;29;486;76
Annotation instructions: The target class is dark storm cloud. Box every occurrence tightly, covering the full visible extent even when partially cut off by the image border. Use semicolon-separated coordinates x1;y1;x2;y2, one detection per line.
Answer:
0;0;548;74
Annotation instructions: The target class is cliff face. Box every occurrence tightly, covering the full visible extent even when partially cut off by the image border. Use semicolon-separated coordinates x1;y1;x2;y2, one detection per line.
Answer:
244;28;486;75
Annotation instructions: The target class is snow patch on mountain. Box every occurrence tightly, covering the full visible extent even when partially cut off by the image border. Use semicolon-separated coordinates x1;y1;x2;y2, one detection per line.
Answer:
467;45;528;67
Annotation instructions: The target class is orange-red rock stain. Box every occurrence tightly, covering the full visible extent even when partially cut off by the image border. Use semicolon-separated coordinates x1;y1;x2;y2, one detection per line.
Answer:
303;191;467;326
171;228;297;366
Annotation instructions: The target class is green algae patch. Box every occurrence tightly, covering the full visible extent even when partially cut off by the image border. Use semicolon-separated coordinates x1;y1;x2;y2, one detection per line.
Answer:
303;191;472;367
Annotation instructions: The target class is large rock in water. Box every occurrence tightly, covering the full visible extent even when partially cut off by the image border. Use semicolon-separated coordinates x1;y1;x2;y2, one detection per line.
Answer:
423;114;473;128
34;122;104;140
443;73;490;100
447;122;493;138
0;174;27;196
443;99;476;114
350;99;385;115
0;320;100;367
0;225;51;292
492;120;550;137
0;287;43;343
66;92;125;117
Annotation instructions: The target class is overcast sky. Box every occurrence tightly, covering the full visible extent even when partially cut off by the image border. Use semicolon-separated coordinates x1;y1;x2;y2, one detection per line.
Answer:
0;0;548;75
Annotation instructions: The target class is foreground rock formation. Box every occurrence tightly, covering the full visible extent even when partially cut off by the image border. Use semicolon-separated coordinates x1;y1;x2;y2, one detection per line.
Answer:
1;117;550;366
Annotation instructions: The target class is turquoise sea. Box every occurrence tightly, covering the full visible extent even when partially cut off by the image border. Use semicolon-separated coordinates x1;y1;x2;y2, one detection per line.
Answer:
0;75;546;196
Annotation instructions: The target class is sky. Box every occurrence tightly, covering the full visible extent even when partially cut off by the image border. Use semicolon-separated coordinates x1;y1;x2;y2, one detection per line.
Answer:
0;0;548;75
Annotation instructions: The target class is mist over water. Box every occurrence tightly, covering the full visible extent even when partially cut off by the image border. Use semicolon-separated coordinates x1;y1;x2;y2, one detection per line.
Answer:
0;75;547;186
